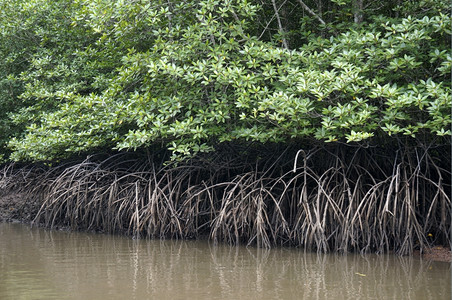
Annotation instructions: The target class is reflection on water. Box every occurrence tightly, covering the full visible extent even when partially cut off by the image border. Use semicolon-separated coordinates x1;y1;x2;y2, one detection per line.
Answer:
0;223;450;300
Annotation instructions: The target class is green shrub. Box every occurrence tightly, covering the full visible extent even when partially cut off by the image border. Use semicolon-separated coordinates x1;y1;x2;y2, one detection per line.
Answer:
0;0;449;162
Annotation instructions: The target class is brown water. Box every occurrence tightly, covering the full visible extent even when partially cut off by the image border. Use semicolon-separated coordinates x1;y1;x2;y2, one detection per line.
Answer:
0;223;450;300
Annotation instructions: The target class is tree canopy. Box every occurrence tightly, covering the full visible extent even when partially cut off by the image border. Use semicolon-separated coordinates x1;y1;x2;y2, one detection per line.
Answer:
0;0;450;162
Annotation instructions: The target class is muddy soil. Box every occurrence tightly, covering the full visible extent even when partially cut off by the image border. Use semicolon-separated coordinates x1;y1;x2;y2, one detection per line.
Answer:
0;192;40;223
414;246;452;263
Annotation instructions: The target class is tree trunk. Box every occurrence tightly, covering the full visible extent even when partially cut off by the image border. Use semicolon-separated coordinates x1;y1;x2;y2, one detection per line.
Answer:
353;0;364;24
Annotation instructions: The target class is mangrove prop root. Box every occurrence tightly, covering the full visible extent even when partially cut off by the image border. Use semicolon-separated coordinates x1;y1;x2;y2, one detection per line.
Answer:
0;147;450;255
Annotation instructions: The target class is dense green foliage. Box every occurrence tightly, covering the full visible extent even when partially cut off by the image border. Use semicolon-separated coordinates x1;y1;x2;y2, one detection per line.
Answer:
0;0;450;162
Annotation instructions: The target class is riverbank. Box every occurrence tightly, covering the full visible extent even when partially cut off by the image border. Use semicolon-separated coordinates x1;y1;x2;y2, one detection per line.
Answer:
1;190;450;262
1;146;450;259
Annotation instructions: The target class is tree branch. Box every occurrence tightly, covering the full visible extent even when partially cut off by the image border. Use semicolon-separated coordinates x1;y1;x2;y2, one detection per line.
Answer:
296;0;326;26
271;0;289;49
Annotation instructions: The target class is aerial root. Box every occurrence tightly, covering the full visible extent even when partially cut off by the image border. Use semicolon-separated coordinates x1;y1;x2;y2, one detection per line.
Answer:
1;147;449;254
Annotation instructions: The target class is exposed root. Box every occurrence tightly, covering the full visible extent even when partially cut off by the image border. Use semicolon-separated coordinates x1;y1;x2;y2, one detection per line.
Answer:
0;146;450;255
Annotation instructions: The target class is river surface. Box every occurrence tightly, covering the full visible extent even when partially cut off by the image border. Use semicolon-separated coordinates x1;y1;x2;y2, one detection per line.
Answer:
0;223;450;300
